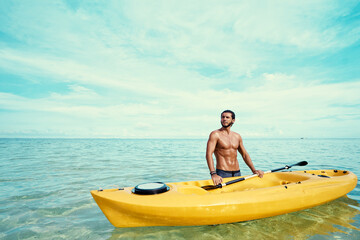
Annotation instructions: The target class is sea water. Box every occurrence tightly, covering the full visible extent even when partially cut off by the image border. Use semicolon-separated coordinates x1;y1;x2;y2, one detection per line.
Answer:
0;138;359;239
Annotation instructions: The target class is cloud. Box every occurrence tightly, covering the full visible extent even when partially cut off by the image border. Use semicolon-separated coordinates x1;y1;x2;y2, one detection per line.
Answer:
1;71;359;138
0;1;359;138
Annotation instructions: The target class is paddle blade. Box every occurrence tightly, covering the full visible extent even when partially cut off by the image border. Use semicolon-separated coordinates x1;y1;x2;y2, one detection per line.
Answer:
201;184;221;190
295;161;308;167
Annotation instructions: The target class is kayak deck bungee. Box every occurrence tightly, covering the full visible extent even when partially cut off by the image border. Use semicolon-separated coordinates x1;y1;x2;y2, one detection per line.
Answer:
91;169;357;228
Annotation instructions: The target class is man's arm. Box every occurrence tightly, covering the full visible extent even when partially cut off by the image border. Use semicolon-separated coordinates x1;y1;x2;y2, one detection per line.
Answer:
238;136;264;178
206;132;223;185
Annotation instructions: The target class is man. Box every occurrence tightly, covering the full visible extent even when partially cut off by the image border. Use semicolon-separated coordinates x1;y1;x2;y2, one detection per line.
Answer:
206;110;264;185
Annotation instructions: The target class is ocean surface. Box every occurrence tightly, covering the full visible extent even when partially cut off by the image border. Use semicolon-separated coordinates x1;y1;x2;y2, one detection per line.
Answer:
0;138;359;240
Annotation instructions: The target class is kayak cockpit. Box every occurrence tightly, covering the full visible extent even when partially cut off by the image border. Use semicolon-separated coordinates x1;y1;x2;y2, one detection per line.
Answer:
170;170;351;195
205;171;313;193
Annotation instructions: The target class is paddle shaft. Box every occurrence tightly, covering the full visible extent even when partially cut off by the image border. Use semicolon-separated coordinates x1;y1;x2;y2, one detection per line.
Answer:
216;165;295;188
202;161;308;190
220;170;271;187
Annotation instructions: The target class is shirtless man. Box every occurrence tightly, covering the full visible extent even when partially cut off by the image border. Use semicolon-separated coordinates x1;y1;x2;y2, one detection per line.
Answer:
206;110;264;185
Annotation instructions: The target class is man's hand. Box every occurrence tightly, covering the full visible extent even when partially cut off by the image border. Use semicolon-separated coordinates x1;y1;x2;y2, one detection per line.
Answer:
253;170;264;178
211;174;223;185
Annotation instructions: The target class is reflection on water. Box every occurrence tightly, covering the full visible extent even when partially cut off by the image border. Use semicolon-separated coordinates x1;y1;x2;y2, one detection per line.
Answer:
109;197;360;240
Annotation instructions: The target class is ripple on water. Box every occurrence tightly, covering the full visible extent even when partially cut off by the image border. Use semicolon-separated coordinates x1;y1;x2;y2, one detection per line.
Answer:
1;138;360;239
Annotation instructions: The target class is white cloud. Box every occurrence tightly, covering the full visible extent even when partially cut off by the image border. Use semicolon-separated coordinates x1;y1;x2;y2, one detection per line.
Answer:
1;72;359;138
0;1;359;138
50;85;99;100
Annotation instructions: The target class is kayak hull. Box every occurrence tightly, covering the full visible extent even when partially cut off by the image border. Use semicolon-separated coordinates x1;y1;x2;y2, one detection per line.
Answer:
91;170;357;228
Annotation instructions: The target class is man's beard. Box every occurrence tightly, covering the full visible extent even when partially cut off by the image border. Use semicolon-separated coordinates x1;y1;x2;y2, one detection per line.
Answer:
221;122;233;128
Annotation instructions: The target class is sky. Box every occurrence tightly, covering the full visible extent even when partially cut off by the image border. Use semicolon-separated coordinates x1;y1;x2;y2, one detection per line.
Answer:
0;0;359;138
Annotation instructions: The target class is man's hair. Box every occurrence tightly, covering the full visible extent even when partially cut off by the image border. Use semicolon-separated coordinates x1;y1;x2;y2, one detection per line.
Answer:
221;110;235;119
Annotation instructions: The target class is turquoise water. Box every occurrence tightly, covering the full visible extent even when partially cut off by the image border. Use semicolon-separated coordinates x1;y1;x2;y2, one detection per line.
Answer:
0;138;359;239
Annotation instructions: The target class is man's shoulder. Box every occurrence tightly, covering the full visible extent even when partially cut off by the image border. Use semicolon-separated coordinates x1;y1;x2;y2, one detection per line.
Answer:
210;129;220;135
231;131;242;139
209;129;221;138
231;131;241;136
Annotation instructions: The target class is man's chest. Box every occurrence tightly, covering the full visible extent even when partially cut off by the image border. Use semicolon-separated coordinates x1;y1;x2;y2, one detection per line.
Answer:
217;137;239;149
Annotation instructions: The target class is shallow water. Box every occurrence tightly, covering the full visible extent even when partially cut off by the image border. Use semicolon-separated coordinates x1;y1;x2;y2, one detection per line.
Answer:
0;138;359;239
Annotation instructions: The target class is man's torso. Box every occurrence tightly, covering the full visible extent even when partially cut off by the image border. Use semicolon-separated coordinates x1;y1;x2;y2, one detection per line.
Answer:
214;130;240;171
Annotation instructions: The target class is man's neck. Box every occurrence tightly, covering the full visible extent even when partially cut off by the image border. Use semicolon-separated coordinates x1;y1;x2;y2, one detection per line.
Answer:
220;127;231;134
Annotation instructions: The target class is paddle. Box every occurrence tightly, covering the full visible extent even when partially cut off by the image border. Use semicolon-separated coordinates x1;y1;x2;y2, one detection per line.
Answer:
201;161;308;191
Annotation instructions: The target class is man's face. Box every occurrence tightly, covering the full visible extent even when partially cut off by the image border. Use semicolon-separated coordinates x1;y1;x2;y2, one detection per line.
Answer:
221;112;235;128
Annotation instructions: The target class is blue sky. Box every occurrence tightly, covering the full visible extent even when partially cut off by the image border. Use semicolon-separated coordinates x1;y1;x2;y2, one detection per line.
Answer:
0;0;359;138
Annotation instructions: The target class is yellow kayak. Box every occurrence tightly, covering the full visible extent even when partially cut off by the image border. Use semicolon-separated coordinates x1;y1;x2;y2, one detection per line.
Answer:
91;169;357;228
